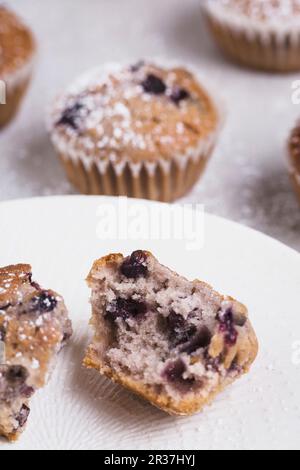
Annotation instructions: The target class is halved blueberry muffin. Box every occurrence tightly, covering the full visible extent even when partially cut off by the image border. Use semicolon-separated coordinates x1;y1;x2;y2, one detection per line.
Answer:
0;264;72;440
83;251;258;416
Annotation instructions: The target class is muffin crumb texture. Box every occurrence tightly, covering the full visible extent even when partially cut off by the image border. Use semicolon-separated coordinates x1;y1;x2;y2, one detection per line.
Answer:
84;251;258;415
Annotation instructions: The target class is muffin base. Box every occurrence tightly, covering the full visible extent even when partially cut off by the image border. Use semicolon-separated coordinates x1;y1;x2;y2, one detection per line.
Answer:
204;12;300;72
58;140;216;203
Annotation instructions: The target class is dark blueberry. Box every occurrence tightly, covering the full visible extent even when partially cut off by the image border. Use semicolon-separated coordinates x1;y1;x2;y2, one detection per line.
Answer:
56;103;84;130
0;325;6;341
163;359;196;393
15;404;30;428
120;251;149;279
130;60;145;72
217;308;238;346
31;291;57;313
163;359;186;383
106;298;147;322
167;311;196;347
142;74;167;95
170;87;190;105
5;366;29;385
180;326;212;354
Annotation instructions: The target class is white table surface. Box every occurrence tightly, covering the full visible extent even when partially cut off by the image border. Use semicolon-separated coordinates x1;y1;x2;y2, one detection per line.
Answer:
1;0;300;251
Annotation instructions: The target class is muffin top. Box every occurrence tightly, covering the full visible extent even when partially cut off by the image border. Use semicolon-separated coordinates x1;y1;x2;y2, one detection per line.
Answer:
50;61;219;164
0;5;35;77
289;123;300;174
206;0;300;22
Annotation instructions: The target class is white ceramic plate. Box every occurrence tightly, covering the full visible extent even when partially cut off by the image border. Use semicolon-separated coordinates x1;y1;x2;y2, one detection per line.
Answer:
0;196;299;450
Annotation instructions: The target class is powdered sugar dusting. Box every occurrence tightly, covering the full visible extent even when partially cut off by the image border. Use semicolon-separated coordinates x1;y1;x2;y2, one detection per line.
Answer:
214;0;300;21
49;61;219;165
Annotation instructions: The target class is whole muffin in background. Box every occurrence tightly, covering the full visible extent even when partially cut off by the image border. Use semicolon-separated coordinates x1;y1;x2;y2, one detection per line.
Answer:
49;61;221;202
288;121;300;203
203;0;300;72
0;6;36;129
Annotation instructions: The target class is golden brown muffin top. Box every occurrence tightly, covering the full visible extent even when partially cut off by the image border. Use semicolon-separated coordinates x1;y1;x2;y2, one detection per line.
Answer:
50;61;219;164
0;6;35;77
212;0;300;21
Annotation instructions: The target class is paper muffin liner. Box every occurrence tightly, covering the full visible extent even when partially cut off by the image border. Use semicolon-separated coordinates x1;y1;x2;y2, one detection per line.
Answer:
0;55;36;129
53;126;219;202
49;60;224;202
203;1;300;72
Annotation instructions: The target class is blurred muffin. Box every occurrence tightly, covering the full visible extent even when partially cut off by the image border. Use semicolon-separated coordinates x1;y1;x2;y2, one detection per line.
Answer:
288;121;300;203
48;61;221;202
203;0;300;72
0;5;36;128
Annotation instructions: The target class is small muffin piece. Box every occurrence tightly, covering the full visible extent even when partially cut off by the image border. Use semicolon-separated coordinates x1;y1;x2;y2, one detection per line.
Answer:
0;365;34;441
0;264;72;440
288;121;300;204
0;6;36;128
203;0;300;72
49;60;221;202
83;251;258;416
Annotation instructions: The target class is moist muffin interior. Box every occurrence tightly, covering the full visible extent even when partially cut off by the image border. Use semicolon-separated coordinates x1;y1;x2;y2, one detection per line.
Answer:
88;251;253;403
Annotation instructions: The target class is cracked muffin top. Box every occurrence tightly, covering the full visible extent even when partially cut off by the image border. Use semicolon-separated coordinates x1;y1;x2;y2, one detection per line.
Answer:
207;0;300;22
49;61;219;164
0;6;35;77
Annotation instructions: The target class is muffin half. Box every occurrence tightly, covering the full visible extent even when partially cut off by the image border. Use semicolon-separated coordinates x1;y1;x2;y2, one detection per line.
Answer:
0;264;72;440
49;61;222;202
83;251;258;416
0;6;36;129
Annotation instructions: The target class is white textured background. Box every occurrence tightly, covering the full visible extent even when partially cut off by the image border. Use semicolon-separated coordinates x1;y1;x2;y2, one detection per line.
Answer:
1;0;300;250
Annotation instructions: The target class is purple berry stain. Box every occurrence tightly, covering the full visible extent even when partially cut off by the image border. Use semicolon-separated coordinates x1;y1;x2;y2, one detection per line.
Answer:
167;311;196;347
163;359;196;393
120;251;148;279
180;326;212;354
106;298;147;322
217;308;238;346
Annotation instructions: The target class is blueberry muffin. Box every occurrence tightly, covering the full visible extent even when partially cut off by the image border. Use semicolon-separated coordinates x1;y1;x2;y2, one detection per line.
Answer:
203;0;300;72
83;251;258;416
0;264;72;440
0;6;36;129
288;121;300;203
49;61;221;202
